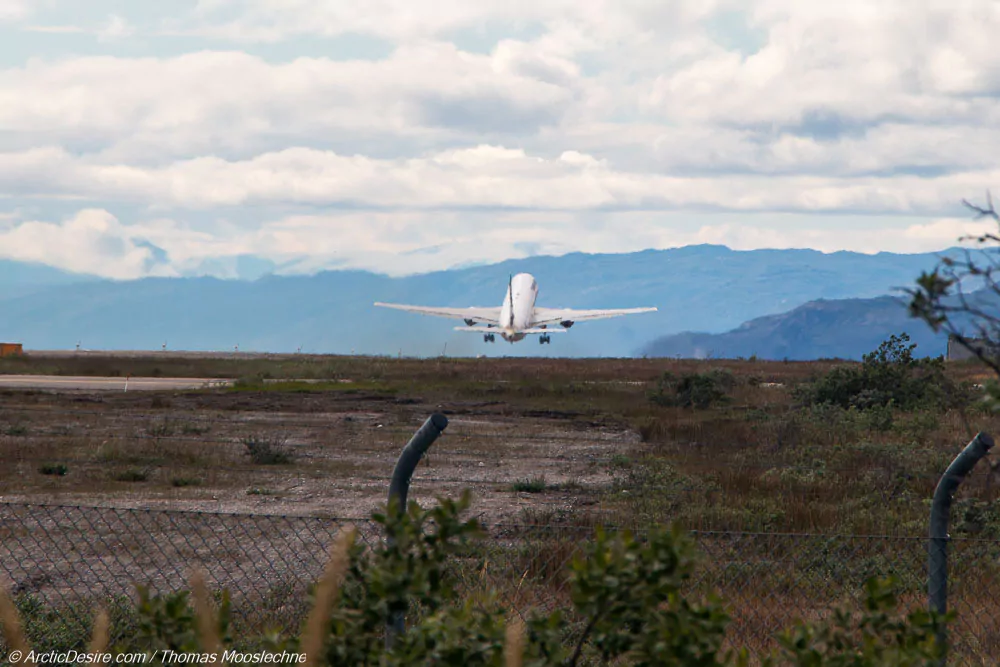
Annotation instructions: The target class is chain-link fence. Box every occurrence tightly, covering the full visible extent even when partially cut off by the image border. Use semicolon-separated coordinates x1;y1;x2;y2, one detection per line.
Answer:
2;502;1000;663
0;503;380;644
471;524;1000;663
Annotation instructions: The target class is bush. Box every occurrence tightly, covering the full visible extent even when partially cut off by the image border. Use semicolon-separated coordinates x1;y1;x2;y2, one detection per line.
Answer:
510;476;547;493
4;423;28;436
800;333;962;411
113;468;149;482
649;370;735;409
0;491;950;666
242;434;293;464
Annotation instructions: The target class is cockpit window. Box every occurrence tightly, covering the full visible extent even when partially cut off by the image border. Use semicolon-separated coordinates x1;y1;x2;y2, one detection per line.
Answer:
531;280;537;290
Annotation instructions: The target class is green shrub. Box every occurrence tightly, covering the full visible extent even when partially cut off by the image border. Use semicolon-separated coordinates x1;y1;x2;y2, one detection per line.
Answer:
113;468;150;482
799;333;962;412
773;576;947;666
2;491;950;666
649;370;735;409
145;418;174;437
39;463;68;476
510;476;548;493
242;434;293;464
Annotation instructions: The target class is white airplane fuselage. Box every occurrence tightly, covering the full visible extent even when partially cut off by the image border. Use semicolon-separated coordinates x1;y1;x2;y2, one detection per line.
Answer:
373;273;656;345
497;273;539;342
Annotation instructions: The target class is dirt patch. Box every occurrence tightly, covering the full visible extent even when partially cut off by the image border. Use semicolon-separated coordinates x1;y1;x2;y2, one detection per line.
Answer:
0;386;636;524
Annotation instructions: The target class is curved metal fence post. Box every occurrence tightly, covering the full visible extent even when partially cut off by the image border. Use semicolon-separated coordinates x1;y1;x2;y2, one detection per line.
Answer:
384;413;448;651
929;431;993;662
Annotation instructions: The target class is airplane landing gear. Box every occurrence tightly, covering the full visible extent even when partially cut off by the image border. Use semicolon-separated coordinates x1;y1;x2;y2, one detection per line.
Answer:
484;333;496;343
539;335;551;344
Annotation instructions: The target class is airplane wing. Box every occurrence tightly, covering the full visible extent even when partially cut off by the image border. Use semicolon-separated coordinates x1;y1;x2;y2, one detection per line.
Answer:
374;302;502;325
453;327;565;333
531;307;657;326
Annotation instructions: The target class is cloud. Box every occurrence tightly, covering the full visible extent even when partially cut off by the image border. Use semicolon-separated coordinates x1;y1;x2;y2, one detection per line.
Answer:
0;0;27;22
1;205;994;281
3;1;1000;280
21;25;85;34
182;0;715;43
0;209;174;279
97;14;134;42
1;144;998;215
690;218;998;255
647;1;1000;128
0;47;578;160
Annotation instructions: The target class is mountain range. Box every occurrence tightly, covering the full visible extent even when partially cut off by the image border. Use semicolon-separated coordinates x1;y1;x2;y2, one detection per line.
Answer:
0;245;964;358
641;295;944;360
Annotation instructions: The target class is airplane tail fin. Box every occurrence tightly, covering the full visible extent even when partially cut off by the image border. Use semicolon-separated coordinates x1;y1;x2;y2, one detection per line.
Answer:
508;274;514;328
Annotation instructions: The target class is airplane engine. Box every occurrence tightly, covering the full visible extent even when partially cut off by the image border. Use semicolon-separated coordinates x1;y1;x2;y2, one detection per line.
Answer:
560;320;575;328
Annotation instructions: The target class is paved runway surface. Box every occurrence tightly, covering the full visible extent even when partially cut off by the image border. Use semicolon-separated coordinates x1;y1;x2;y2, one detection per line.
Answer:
0;375;232;391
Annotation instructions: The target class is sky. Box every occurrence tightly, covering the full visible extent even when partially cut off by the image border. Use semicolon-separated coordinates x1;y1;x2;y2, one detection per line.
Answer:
1;0;1000;279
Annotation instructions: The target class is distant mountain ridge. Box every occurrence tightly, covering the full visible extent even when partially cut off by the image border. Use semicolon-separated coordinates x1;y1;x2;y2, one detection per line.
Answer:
0;259;96;293
641;286;1000;361
0;245;963;357
640;296;942;360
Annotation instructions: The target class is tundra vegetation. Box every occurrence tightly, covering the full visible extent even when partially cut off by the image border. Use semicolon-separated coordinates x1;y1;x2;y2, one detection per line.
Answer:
2;493;949;665
0;338;995;662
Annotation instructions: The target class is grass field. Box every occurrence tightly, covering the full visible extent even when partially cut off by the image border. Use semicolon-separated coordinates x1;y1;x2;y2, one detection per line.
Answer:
3;350;1000;659
0;351;996;534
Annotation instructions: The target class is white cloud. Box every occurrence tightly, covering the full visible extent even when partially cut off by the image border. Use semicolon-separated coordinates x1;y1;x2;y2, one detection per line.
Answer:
646;1;1000;127
183;0;716;43
0;209;173;279
21;25;84;34
0;0;27;22
2;205;995;281
97;14;134;42
690;218;999;255
1;144;998;214
0;47;579;161
2;1;1000;279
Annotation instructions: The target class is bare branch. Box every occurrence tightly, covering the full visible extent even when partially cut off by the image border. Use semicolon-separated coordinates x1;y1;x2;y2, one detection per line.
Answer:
962;191;1000;222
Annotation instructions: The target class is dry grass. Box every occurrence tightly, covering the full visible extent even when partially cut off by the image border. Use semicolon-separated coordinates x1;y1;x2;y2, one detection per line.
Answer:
2;353;999;658
301;528;354;666
0;353;995;535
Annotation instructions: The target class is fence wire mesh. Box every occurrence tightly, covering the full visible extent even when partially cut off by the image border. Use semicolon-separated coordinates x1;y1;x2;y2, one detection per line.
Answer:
0;503;380;643
2;503;1000;663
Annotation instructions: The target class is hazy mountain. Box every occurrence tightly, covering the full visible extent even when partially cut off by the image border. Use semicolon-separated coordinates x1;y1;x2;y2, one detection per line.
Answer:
641;287;1000;361
0;259;96;293
0;245;960;357
640;296;944;360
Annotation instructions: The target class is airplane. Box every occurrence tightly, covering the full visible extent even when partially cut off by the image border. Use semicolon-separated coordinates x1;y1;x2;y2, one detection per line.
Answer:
374;273;657;344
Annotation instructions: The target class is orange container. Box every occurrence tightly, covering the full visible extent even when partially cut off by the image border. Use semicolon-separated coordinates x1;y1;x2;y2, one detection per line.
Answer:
0;343;23;357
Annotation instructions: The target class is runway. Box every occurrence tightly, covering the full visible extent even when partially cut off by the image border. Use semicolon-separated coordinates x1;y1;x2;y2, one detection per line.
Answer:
0;375;232;391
